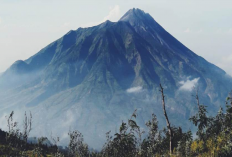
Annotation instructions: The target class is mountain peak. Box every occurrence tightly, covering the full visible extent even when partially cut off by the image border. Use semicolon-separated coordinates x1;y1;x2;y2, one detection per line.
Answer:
98;20;114;29
119;8;154;24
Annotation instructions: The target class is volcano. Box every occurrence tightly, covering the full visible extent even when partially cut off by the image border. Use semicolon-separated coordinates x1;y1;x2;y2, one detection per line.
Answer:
0;8;231;149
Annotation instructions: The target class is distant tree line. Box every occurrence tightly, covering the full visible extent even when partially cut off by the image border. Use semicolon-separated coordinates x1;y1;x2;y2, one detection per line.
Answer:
0;84;232;156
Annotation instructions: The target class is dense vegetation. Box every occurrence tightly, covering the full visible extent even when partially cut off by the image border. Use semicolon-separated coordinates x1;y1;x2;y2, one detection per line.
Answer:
0;85;232;157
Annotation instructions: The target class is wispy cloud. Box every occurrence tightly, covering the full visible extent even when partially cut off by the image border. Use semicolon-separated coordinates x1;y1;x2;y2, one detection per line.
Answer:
102;5;120;22
62;22;70;27
126;86;142;93
184;28;204;34
184;28;191;33
179;77;200;91
51;22;72;33
81;5;121;28
184;28;205;34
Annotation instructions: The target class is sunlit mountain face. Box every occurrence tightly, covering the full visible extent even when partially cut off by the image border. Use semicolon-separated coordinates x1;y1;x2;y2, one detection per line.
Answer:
0;8;231;149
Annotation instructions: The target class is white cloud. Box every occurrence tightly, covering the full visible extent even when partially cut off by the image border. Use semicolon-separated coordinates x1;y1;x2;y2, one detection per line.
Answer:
81;5;121;28
183;28;204;33
126;86;142;93
63;22;70;27
184;28;191;33
102;5;120;22
179;77;200;91
0;17;1;24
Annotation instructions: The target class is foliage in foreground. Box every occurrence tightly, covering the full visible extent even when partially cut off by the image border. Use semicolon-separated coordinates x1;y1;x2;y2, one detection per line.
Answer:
0;91;232;157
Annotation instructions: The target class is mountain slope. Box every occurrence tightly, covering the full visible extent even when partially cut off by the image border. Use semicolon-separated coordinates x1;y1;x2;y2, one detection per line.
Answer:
0;8;231;149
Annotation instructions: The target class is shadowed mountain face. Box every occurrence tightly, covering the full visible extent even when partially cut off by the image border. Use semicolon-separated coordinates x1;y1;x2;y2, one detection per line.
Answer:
0;8;231;149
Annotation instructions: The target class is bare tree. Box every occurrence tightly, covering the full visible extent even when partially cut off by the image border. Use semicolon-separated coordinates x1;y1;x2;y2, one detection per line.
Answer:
226;91;232;107
51;132;60;148
51;132;64;157
193;86;200;110
159;84;173;155
6;111;20;147
22;111;32;143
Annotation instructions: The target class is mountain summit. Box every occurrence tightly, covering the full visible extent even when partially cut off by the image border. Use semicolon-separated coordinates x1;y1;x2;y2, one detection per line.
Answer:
0;8;231;149
120;8;153;22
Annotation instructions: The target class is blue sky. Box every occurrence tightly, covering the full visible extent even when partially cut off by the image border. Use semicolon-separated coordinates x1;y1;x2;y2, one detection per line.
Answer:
0;0;232;75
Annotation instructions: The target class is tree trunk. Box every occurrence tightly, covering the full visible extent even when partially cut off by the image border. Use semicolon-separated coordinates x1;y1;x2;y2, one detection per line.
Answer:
159;84;173;155
195;88;200;111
